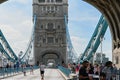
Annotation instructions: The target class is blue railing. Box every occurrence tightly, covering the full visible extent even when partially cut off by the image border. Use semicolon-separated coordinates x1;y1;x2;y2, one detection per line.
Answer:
0;66;39;79
58;66;71;77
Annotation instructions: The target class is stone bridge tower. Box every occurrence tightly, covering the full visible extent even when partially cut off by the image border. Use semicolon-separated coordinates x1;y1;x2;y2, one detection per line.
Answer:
33;0;68;65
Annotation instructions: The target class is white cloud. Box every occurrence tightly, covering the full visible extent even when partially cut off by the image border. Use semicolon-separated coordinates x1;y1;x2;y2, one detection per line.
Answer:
0;25;23;40
71;35;112;61
69;16;99;22
0;1;32;56
10;0;30;4
71;36;88;56
0;24;30;56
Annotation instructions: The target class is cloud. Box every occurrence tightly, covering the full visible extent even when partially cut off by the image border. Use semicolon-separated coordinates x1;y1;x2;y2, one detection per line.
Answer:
69;16;99;23
0;1;32;56
0;25;23;40
0;24;30;56
71;35;112;61
10;0;31;5
68;0;101;28
70;36;88;56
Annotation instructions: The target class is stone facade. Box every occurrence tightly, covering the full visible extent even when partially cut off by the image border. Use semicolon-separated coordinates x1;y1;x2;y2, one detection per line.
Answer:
33;0;68;65
113;48;120;68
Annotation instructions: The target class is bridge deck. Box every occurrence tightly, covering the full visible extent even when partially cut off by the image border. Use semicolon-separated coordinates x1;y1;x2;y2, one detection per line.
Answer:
1;69;65;80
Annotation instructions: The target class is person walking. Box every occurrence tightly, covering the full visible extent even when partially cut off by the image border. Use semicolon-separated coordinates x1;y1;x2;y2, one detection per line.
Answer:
39;63;45;79
94;64;100;75
22;64;26;76
79;61;90;80
112;64;117;80
88;63;94;80
102;61;113;80
30;65;34;75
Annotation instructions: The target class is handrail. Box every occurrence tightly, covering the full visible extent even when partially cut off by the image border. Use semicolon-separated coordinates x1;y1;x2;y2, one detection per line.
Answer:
58;66;71;77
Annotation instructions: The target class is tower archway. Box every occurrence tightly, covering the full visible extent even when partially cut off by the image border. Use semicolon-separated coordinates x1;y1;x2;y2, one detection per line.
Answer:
84;0;120;67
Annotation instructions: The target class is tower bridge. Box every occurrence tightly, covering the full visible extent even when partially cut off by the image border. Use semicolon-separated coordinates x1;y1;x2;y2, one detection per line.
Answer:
0;0;120;66
0;0;120;79
33;0;68;65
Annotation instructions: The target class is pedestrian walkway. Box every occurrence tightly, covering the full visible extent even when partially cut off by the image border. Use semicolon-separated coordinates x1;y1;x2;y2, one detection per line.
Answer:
1;69;65;80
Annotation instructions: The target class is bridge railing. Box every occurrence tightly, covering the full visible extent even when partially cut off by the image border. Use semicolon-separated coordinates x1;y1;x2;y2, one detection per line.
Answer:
58;66;71;77
0;66;39;79
58;66;120;80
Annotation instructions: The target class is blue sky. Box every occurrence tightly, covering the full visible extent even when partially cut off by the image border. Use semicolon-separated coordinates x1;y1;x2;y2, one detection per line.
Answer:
0;0;112;60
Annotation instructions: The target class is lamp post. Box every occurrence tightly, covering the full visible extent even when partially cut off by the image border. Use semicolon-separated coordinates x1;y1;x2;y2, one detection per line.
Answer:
100;36;104;63
0;52;2;67
27;55;30;65
93;53;96;65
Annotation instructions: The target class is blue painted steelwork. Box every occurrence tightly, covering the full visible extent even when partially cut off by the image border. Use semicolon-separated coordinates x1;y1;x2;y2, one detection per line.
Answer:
58;66;71;77
0;43;15;62
20;15;37;62
0;30;18;61
79;15;108;62
0;66;39;78
0;14;37;64
64;15;78;62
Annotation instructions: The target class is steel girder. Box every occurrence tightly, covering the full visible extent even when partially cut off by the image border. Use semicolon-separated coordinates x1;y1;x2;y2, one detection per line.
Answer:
79;15;108;62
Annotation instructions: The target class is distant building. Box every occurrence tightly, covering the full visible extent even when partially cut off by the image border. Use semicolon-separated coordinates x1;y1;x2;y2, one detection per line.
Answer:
90;52;109;65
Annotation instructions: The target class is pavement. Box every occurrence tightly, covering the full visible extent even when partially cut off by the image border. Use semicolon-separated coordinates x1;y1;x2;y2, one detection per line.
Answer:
1;68;65;80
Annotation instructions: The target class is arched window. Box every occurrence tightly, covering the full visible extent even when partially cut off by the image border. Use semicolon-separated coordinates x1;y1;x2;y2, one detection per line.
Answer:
116;56;119;64
56;0;62;2
47;23;54;31
51;0;54;2
42;6;46;11
47;6;50;11
55;6;58;11
51;6;54;12
58;25;60;29
43;39;46;43
55;39;58;43
38;0;45;2
41;25;43;29
47;0;50;2
47;37;54;43
47;0;54;2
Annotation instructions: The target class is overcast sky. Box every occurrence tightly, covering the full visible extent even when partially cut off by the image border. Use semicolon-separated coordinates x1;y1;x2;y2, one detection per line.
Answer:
0;0;112;60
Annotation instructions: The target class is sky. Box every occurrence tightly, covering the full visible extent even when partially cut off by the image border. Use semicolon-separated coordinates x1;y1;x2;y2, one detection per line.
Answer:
0;0;112;60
